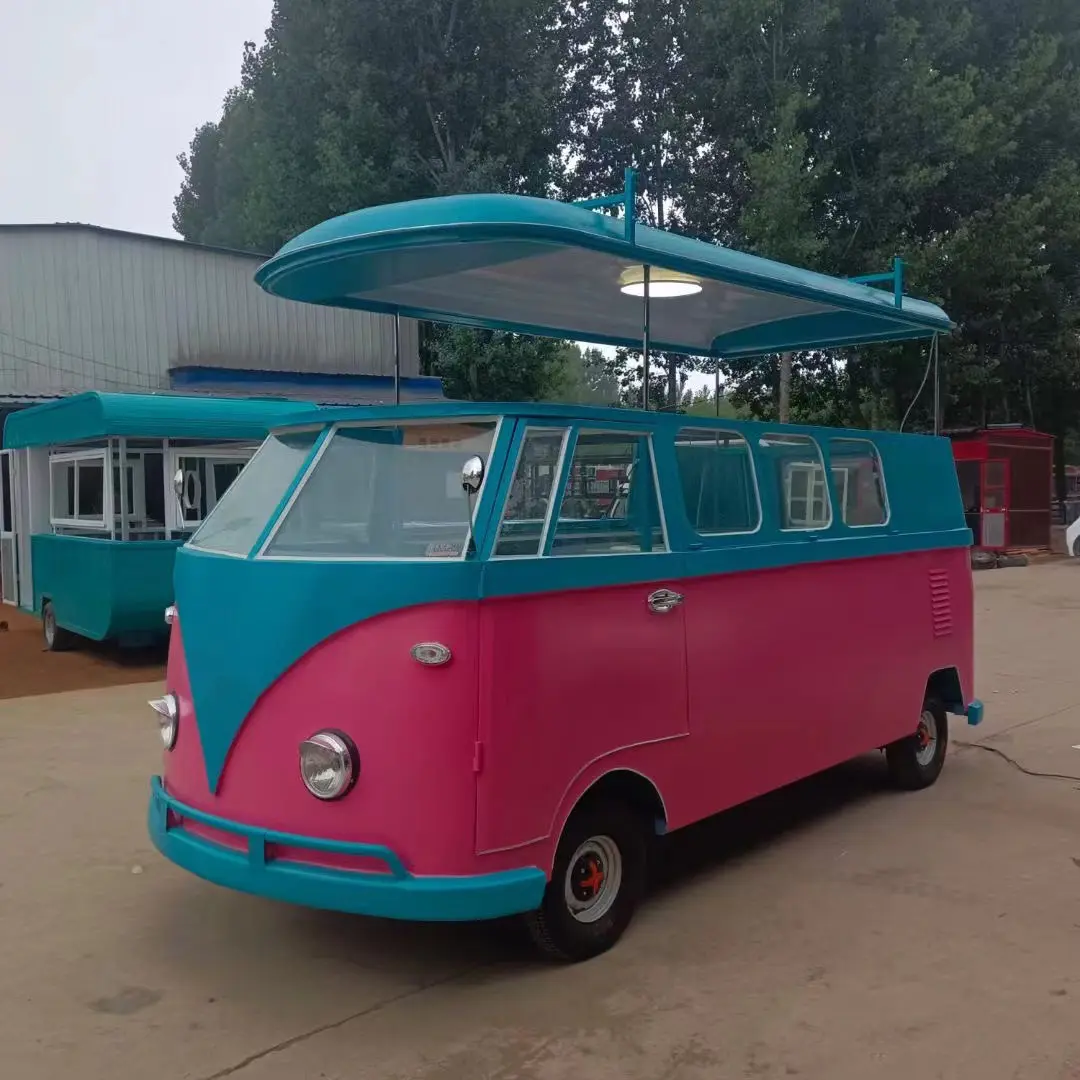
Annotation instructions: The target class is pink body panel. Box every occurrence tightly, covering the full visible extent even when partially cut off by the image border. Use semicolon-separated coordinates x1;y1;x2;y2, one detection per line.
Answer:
674;547;973;828
162;549;973;880
476;576;689;853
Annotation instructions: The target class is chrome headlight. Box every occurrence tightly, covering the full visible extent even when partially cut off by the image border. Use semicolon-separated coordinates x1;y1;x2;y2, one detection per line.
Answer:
299;731;358;800
149;693;179;750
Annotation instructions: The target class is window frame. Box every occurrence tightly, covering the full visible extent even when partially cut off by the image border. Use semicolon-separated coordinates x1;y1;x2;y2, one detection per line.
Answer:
255;417;505;563
166;444;259;535
673;426;763;538
540;426;669;559
782;460;831;529
490;424;572;561
757;433;834;533
827;437;890;528
48;448;111;532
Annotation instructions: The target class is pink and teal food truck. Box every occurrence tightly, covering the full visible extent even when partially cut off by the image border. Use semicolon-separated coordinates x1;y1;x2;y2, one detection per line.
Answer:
147;175;982;961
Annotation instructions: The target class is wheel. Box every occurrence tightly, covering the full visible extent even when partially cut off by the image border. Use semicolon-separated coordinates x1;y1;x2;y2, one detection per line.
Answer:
523;800;649;963
42;601;75;652
885;695;949;790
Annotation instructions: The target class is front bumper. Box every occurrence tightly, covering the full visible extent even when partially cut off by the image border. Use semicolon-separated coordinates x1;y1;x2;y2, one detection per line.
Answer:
148;776;546;921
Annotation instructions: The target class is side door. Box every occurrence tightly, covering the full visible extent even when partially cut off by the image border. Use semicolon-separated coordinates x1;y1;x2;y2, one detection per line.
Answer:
980;459;1009;549
474;421;688;854
1;449;19;606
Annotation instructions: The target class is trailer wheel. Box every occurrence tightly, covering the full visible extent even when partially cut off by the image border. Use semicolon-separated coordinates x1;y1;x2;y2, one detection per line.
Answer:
886;695;949;790
42;601;75;652
523;799;648;963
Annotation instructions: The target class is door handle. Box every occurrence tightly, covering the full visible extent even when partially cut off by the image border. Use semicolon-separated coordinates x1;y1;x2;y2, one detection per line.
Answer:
647;588;684;614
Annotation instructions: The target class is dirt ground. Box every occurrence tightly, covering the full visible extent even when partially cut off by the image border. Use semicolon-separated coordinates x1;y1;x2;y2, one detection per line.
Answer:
3;562;1080;1080
0;606;164;700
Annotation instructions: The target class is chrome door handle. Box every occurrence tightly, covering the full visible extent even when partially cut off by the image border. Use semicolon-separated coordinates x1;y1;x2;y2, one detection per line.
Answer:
647;588;684;614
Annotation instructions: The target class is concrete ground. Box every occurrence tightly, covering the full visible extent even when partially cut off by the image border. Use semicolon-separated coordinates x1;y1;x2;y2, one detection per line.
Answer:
3;563;1080;1080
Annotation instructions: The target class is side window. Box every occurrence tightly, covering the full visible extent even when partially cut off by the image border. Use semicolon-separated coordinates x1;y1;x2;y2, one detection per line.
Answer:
549;432;666;555
49;451;108;531
760;433;832;530
675;428;760;535
493;428;568;557
829;438;888;526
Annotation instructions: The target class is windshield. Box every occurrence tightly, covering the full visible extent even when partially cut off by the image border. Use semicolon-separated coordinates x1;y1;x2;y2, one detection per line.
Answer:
187;430;320;555
264;421;497;559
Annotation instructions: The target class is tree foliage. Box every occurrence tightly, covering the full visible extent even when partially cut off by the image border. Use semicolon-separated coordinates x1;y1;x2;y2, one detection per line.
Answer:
175;0;1080;473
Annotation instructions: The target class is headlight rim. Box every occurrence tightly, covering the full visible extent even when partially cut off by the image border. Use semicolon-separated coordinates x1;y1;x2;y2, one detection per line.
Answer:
149;693;179;751
298;728;359;801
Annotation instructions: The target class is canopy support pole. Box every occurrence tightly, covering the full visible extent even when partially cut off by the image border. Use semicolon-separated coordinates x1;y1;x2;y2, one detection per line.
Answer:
849;256;905;308
393;313;402;405
715;359;721;417
642;265;651;411
932;333;941;435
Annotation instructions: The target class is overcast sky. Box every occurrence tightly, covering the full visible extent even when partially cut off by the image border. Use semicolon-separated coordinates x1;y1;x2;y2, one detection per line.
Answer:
0;0;273;237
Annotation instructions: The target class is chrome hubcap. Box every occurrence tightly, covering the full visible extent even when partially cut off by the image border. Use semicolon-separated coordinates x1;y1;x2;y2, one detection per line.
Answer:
44;609;55;645
564;835;622;924
915;709;938;767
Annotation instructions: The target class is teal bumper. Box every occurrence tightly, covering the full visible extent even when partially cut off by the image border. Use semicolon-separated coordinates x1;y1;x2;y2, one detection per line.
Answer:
148;777;546;921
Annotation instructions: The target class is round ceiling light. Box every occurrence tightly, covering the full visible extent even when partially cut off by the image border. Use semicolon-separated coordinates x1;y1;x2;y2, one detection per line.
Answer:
619;265;702;298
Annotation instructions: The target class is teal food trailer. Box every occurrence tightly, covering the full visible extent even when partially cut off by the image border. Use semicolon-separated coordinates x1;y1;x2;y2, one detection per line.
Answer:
0;392;314;649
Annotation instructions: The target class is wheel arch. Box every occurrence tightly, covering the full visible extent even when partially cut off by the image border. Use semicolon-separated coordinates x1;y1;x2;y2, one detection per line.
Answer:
552;767;668;852
926;666;964;715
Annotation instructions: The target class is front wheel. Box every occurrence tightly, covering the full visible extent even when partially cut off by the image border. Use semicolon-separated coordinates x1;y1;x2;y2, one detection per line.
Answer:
523;800;648;963
886;696;949;790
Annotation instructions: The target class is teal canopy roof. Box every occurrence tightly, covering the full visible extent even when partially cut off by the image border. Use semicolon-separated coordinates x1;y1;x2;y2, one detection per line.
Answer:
3;392;316;449
255;193;953;359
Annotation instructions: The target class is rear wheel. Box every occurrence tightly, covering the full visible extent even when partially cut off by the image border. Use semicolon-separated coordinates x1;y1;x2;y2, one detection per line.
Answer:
886;696;948;790
524;800;648;963
42;601;75;652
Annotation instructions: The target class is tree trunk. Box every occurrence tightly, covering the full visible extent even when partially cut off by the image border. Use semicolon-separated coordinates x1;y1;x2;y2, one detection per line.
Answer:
778;352;792;422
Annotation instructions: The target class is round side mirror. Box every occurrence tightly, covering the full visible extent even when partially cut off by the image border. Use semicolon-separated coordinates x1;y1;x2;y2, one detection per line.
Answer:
172;469;185;501
461;456;485;495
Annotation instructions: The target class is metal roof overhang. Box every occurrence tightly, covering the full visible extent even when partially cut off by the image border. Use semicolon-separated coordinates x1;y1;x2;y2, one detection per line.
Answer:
254;193;953;358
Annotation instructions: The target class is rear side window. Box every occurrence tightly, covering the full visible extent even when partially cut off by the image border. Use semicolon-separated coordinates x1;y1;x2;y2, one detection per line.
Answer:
759;433;832;530
829;438;888;526
675;428;760;535
549;432;666;555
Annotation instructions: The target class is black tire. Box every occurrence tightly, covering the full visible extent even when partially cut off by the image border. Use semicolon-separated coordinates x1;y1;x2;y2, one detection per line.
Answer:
886;695;949;790
523;799;649;963
42;601;75;652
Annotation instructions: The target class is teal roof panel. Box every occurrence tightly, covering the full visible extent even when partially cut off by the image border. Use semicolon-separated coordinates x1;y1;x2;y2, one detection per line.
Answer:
3;392;317;449
255;193;953;359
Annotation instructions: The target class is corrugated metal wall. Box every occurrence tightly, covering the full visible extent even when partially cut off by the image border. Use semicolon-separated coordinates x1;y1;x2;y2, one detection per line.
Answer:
0;225;420;398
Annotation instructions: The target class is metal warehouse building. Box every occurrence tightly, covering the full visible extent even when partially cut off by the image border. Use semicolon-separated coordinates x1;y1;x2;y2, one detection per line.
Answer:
0;223;439;429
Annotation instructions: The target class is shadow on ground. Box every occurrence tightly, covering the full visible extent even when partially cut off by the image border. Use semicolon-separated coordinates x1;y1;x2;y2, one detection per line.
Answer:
146;754;892;983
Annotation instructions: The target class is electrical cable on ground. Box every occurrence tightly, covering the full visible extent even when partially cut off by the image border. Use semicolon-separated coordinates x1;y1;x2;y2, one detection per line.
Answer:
957;740;1080;783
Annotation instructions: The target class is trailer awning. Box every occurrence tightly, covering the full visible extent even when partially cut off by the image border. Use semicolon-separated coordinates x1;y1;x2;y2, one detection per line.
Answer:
2;392;316;449
255;193;952;359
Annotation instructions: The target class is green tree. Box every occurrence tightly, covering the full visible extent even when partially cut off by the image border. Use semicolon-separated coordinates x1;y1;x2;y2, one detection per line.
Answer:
420;326;571;402
175;0;571;249
551;346;623;406
563;0;708;406
173;0;576;401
